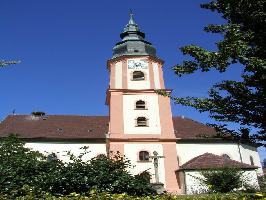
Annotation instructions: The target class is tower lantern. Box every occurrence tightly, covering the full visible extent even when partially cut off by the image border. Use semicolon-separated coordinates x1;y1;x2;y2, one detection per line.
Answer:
112;12;156;59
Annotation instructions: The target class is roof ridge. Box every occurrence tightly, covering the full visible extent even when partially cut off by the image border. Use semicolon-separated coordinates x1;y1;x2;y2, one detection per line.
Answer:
181;152;214;166
7;114;109;117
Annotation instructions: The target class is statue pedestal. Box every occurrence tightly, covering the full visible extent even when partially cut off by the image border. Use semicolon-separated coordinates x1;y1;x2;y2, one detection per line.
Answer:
151;182;165;194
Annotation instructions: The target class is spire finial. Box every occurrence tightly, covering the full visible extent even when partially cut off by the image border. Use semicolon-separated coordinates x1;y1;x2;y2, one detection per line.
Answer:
129;9;133;18
128;9;135;25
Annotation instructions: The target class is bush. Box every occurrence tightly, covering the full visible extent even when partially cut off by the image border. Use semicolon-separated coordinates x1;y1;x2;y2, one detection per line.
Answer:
0;192;263;200
0;134;46;196
200;167;246;193
0;135;155;197
258;174;266;194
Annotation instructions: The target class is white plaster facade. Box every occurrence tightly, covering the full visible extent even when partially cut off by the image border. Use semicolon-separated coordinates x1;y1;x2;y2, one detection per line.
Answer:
124;143;166;185
25;142;106;162
239;144;263;174
122;93;161;134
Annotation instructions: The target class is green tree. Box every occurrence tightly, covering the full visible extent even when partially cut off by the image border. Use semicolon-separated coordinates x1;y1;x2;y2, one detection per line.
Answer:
167;0;266;144
37;152;155;196
0;135;155;197
0;60;19;67
0;134;46;196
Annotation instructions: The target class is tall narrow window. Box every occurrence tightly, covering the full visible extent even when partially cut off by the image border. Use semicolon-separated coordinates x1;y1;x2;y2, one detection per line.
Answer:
250;156;254;165
139;151;150;161
136;100;146;110
132;71;145;81
136;117;148;127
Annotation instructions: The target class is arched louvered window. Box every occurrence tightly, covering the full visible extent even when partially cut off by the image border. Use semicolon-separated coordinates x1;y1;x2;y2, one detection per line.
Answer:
139;151;150;161
136;117;148;127
132;71;145;81
136;100;146;110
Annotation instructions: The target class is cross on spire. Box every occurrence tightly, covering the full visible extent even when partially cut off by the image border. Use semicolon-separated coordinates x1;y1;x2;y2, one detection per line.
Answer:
128;9;136;25
129;9;133;18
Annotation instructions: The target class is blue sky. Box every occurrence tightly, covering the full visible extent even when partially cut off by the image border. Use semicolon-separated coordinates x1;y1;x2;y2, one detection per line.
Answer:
1;0;265;160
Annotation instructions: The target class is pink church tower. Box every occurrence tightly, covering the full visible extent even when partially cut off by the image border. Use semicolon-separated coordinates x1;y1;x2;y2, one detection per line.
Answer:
106;14;180;193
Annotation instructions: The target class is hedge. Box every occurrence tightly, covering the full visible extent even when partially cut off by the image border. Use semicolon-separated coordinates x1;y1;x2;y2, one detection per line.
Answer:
0;192;264;200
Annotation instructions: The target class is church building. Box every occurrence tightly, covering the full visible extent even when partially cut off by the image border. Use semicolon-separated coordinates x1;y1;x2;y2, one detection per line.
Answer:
0;14;262;194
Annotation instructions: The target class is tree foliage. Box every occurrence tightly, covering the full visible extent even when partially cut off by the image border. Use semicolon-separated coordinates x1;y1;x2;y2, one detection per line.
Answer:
200;167;245;193
0;135;155;197
0;134;46;196
170;0;266;144
0;191;261;200
0;60;20;67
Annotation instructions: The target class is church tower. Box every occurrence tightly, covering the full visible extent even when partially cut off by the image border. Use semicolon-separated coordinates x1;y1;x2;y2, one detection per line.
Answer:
106;14;180;193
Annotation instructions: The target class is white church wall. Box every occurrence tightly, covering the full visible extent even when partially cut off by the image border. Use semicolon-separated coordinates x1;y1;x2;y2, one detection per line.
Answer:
177;143;241;165
124;143;166;185
152;62;160;89
242;170;260;188
25;142;106;162
115;61;123;89
127;59;150;89
239;144;263;174
184;171;208;194
184;170;259;194
123;94;161;134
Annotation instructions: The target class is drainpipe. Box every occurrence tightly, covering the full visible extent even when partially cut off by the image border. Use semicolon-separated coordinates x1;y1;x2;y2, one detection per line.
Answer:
106;132;110;158
237;142;243;163
183;172;187;194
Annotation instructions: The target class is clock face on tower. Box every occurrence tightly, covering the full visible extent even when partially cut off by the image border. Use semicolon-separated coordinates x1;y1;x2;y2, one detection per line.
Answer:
128;59;148;69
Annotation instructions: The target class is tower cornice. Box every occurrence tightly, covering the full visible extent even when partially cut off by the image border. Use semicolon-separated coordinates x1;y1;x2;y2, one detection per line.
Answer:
108;138;177;142
107;55;164;69
105;89;172;105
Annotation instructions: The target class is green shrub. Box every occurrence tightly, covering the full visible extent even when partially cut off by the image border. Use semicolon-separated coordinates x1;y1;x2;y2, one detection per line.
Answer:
258;174;266;194
200;167;245;193
0;135;155;197
0;192;263;200
0;134;46;197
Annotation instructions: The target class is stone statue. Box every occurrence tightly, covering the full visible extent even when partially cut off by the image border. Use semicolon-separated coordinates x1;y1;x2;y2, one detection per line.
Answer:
149;151;164;183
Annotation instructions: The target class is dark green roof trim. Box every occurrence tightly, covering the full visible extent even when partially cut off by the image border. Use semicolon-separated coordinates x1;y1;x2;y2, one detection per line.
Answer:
111;14;157;58
120;31;145;39
115;39;152;46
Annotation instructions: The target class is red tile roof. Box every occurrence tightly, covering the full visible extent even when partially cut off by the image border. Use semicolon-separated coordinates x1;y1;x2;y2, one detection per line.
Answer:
0;115;217;140
0;115;109;140
172;117;217;139
179;153;258;170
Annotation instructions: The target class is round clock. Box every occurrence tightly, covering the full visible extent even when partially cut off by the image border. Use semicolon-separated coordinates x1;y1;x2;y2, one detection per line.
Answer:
128;59;148;69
